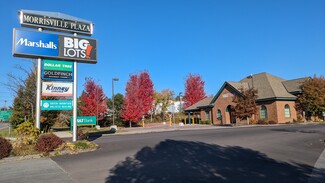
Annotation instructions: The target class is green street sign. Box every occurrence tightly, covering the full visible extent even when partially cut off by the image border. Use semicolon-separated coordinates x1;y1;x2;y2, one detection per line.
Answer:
70;116;96;130
43;60;73;71
70;116;96;125
41;100;73;110
0;110;12;121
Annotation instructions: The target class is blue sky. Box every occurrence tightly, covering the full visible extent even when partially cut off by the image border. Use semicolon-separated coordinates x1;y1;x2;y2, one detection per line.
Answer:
1;0;324;107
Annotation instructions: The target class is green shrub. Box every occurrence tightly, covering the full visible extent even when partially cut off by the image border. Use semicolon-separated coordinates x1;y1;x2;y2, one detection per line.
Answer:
0;137;12;159
74;140;98;150
77;128;89;140
257;118;268;125
35;134;64;153
12;144;39;156
15;121;40;145
200;120;211;125
74;141;89;150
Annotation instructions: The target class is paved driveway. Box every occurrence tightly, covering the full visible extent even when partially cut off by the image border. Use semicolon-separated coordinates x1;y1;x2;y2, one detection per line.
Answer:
52;123;325;183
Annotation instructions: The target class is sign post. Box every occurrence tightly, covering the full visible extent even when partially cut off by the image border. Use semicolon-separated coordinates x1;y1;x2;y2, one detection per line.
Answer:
73;60;78;141
36;57;41;129
14;10;96;142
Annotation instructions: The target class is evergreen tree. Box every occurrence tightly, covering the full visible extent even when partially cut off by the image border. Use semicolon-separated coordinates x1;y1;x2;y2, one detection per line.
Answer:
107;93;124;125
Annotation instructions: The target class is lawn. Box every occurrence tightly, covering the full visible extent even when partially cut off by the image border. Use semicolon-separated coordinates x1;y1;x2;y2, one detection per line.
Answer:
0;127;15;137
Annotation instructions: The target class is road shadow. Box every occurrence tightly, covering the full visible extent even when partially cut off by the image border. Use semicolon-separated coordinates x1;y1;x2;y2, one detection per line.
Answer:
88;129;116;141
106;139;324;183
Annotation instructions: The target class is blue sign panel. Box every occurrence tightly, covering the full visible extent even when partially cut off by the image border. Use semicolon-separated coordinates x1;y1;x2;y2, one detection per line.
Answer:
12;28;97;64
13;29;58;58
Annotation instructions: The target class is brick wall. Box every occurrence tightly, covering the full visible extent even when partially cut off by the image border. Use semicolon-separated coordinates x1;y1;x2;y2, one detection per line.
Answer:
211;85;238;125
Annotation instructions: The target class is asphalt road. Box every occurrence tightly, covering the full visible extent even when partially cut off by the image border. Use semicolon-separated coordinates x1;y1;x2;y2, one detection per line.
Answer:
52;123;325;183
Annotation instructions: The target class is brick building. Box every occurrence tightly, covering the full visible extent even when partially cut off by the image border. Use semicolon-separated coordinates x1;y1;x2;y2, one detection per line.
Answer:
184;72;309;124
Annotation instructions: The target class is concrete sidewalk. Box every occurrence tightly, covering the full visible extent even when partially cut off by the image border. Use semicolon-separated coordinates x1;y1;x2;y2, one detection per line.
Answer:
114;123;227;135
53;123;225;138
0;158;74;183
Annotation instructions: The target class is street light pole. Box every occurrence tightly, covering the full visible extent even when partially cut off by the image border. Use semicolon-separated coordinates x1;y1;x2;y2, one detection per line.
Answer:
96;88;98;126
112;78;119;126
179;92;182;113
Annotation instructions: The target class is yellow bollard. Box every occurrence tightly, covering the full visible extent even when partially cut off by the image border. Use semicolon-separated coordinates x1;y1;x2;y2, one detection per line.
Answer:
169;117;172;127
192;117;194;124
142;120;144;127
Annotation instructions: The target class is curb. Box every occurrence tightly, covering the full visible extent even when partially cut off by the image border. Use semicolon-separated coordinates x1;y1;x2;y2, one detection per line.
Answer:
309;148;325;183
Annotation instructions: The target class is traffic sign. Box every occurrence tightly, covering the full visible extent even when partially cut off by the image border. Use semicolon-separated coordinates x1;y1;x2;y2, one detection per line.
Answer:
0;110;12;121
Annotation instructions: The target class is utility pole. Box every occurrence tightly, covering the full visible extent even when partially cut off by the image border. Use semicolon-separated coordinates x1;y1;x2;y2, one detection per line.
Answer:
112;78;119;126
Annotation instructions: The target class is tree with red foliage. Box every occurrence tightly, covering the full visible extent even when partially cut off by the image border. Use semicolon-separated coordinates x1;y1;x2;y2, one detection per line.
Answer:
121;71;154;127
184;74;206;108
79;78;108;122
138;71;154;115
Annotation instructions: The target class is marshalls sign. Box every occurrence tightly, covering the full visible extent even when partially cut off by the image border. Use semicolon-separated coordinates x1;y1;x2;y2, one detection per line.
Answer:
13;29;97;63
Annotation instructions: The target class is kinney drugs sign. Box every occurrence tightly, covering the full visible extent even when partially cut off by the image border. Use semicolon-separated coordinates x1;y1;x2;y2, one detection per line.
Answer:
42;81;73;96
13;29;97;63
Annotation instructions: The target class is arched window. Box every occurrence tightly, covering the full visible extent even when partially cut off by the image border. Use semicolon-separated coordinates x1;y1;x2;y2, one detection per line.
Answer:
217;110;222;120
206;111;210;120
260;105;267;119
284;104;291;117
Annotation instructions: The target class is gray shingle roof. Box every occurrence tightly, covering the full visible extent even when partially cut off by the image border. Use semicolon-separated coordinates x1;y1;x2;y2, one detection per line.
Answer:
240;72;297;100
187;72;306;111
282;77;309;94
227;82;249;91
184;96;214;111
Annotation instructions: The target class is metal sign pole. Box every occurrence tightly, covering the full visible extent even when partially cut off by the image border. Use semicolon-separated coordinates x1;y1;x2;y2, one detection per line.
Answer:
36;58;42;129
72;60;78;142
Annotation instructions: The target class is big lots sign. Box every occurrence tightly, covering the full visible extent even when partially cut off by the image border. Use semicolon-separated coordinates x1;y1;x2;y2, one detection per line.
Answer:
13;29;97;63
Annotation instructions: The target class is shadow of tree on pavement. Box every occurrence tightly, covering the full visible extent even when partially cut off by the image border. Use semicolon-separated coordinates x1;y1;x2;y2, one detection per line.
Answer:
106;139;324;183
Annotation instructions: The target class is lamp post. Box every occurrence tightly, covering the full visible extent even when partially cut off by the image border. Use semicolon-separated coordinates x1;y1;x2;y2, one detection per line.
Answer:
112;78;119;126
178;92;182;113
96;88;98;126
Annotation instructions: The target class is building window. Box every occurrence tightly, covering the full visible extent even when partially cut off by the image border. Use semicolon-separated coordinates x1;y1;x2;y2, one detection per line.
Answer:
284;104;291;118
217;110;222;120
206;111;210;120
260;105;267;119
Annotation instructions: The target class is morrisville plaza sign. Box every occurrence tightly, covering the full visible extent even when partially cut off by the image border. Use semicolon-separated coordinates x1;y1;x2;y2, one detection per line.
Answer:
14;9;96;142
19;10;93;35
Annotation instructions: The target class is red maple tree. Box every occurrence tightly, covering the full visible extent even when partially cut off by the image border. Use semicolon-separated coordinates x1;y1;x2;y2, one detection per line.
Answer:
79;78;108;121
138;71;154;115
121;71;154;126
184;74;206;108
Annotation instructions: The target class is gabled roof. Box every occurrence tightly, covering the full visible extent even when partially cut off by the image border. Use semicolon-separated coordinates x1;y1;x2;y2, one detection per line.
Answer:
240;72;297;101
210;81;245;104
282;77;309;94
185;72;307;112
184;96;214;112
